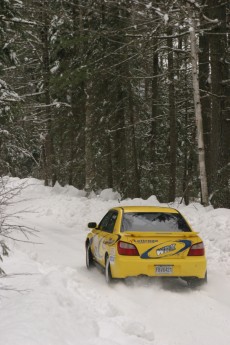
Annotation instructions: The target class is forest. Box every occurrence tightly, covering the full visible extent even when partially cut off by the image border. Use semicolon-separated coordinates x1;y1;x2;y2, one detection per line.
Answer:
0;0;229;208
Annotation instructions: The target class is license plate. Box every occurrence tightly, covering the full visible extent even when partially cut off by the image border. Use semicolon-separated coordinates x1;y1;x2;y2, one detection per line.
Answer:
155;265;173;274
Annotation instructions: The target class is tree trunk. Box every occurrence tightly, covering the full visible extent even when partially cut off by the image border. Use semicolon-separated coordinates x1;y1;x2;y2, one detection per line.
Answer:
199;4;211;191
127;81;140;198
182;63;190;206
84;81;95;194
167;27;177;202
149;37;159;195
208;1;230;207
111;83;127;197
40;0;55;186
188;3;209;206
69;1;86;188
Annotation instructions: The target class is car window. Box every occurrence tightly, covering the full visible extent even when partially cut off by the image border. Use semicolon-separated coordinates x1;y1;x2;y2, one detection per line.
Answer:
99;211;112;231
121;212;191;232
99;211;118;233
106;212;118;233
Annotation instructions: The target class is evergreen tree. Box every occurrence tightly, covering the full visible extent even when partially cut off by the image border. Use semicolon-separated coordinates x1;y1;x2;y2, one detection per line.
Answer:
0;0;30;176
0;0;229;208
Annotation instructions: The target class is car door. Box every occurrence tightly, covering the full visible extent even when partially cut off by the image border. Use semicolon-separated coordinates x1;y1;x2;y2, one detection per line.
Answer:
92;210;118;266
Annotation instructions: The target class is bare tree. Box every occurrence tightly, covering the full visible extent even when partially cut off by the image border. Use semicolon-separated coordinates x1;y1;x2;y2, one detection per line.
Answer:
0;178;38;275
167;25;177;202
187;2;209;206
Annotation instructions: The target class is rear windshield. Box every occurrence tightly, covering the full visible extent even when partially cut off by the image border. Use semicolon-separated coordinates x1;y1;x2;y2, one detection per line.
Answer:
121;212;191;232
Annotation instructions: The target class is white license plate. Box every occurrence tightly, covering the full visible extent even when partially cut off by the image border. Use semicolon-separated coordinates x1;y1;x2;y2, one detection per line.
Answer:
155;265;173;274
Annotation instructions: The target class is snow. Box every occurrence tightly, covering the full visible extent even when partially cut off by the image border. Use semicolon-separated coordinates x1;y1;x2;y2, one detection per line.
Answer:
164;14;169;25
99;188;121;201
1;177;230;345
50;61;60;74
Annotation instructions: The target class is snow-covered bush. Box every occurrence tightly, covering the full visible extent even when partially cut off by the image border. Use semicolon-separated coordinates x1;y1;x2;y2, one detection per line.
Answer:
0;177;35;274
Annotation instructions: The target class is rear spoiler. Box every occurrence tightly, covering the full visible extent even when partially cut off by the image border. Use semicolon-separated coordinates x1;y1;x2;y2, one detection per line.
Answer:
123;231;199;238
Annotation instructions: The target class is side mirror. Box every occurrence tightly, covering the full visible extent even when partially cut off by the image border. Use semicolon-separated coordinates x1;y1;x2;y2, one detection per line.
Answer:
88;222;97;229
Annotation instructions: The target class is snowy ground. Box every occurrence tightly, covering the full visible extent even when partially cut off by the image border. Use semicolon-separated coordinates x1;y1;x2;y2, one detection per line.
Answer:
1;177;230;345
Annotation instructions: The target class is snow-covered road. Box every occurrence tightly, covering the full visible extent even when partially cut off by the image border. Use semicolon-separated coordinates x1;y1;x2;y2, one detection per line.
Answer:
1;178;230;345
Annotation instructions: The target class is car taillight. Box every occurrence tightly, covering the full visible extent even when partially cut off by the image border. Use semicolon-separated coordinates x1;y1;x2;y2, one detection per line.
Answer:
117;241;139;256
188;242;205;256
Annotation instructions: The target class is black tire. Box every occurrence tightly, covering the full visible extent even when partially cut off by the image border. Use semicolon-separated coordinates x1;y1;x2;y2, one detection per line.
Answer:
186;271;207;288
86;243;94;269
105;255;113;284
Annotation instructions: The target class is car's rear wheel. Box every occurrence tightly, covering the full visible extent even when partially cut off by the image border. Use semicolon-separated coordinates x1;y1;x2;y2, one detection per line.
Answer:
86;243;94;269
105;255;113;284
186;271;207;288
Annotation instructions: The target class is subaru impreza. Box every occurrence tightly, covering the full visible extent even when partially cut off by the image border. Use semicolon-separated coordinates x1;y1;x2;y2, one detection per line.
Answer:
85;206;207;287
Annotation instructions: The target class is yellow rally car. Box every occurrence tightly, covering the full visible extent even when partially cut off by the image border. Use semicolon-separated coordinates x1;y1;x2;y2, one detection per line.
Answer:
85;206;207;287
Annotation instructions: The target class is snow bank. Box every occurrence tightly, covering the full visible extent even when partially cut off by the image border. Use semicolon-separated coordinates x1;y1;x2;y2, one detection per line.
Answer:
1;177;230;345
99;188;121;201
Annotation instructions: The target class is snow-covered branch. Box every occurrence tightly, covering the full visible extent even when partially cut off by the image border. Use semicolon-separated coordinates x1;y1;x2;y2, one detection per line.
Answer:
0;15;36;26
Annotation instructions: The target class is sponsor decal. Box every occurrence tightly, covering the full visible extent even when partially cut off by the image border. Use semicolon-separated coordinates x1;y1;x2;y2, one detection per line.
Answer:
156;244;176;256
109;248;116;264
104;237;115;245
133;239;158;244
103;235;120;246
109;256;115;263
94;237;104;259
141;240;192;259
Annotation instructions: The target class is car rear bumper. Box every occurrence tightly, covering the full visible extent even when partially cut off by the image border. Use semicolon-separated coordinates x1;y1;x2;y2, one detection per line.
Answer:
110;255;207;279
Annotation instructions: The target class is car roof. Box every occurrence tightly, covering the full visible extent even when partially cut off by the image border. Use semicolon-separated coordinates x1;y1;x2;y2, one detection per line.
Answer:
112;206;179;213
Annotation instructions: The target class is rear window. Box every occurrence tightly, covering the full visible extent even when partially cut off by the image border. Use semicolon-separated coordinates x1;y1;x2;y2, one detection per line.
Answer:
121;212;191;232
